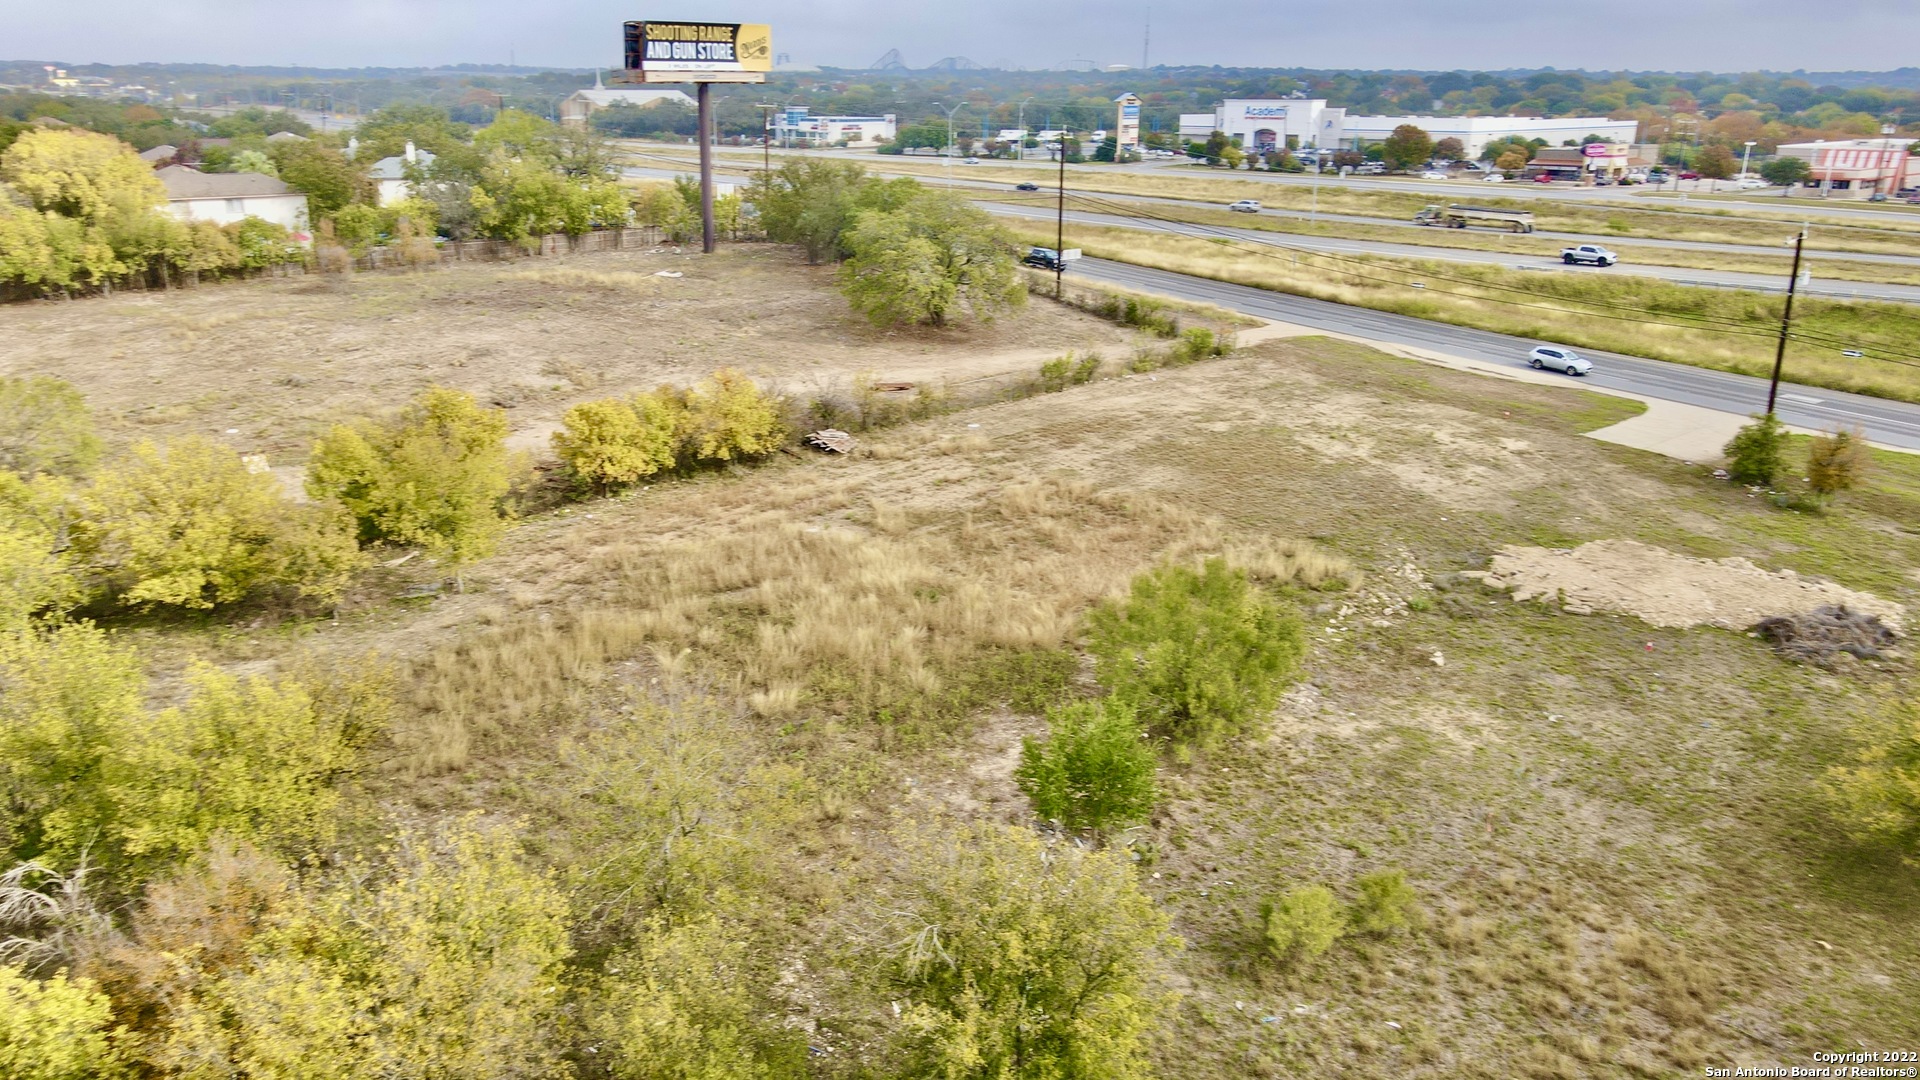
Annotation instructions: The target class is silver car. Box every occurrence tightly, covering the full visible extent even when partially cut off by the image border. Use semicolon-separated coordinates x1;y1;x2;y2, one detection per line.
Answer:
1528;346;1593;376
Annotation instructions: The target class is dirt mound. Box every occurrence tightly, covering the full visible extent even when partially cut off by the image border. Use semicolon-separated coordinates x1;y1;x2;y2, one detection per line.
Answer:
1474;539;1906;632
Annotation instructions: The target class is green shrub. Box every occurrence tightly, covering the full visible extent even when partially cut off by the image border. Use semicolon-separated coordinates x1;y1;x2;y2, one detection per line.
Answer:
307;387;513;572
1349;869;1419;936
1723;412;1788;487
0;376;101;479
1088;557;1306;752
680;369;788;464
1015;699;1159;835
551;393;681;494
1038;354;1074;393
83;436;364;610
1262;885;1347;960
1806;427;1870;499
1071;351;1102;385
1121;296;1179;337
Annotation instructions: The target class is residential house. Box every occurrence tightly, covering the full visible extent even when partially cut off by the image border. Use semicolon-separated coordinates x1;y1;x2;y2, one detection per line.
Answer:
368;142;438;207
156;165;308;232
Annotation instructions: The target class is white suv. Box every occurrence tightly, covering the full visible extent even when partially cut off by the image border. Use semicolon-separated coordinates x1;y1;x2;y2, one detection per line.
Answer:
1228;199;1261;213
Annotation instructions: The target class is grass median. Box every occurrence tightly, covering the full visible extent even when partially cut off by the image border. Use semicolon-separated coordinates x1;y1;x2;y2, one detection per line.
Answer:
981;189;1920;288
1012;220;1920;406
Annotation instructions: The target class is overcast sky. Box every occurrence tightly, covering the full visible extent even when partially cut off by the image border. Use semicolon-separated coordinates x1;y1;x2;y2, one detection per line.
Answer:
13;0;1920;74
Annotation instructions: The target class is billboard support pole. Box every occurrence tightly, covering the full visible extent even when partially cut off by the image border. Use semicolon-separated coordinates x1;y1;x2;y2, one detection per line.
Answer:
698;82;716;254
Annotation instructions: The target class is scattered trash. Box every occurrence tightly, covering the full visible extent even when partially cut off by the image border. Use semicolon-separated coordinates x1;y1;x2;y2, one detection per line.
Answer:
1816;939;1833;950
1711;468;1730;479
1386;1021;1402;1030
804;429;855;454
1261;1015;1279;1024
966;423;980;429
1841;349;1864;358
1430;650;1445;667
1755;605;1900;666
1292;1004;1310;1015
1644;642;1655;651
654;270;684;278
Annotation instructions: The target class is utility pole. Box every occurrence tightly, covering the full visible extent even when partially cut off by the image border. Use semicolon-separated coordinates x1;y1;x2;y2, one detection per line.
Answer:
697;82;715;253
1056;130;1067;298
1766;226;1809;416
754;103;776;175
1016;96;1033;160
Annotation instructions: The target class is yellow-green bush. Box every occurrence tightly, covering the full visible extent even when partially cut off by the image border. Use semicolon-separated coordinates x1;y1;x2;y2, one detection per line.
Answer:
307;387;513;569
1261;884;1347;960
680;369;789;464
0;624;366;875
551;392;682;493
81;436;364;610
586;916;804;1079
1828;688;1920;863
177;821;572;1079
0;376;101;479
878;819;1178;1077
0;963;127;1079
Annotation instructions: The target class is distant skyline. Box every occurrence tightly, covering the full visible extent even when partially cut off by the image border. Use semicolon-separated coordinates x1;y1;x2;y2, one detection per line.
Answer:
14;1;1920;74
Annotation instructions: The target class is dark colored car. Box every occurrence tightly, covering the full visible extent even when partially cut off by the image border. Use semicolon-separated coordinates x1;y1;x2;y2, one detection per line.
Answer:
1014;182;1040;191
1022;247;1067;271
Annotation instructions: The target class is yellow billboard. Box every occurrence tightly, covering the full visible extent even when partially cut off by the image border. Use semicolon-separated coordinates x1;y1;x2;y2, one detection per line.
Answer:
624;21;772;75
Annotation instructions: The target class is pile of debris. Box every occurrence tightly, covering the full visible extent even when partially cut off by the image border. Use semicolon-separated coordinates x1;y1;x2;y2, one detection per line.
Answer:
804;429;855;454
1753;604;1901;666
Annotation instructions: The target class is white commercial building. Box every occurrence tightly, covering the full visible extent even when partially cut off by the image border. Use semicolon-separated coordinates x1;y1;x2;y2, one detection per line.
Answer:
771;107;896;147
1339;115;1637;158
1206;99;1348;153
1181;98;1637;159
156;166;308;233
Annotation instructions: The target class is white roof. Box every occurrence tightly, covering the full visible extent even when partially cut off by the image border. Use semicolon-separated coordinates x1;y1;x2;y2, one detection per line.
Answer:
566;88;696;109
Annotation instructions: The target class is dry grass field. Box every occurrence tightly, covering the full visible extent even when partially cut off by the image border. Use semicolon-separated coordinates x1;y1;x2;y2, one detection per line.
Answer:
0;245;1145;462
19;247;1920;1077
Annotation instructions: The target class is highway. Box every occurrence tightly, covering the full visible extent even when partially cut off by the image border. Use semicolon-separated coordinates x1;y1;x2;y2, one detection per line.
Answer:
982;202;1920;304
621;155;1920;297
1066;256;1920;451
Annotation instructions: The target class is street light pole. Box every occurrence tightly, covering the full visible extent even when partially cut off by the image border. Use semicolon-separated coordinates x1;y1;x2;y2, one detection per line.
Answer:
1016;96;1034;160
931;100;965;185
1766;226;1809;417
1741;140;1756;182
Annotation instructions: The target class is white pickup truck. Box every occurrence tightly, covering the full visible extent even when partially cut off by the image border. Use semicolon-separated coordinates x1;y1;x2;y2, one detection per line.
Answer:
1561;244;1618;267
